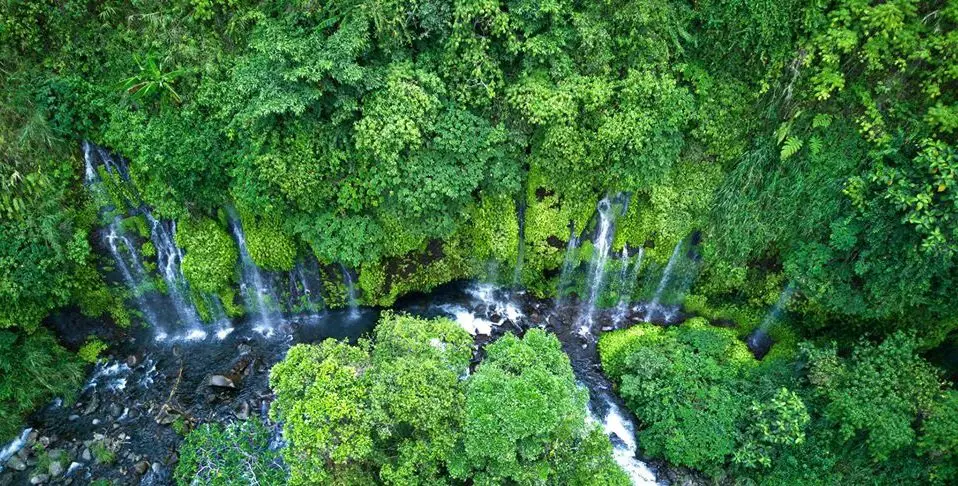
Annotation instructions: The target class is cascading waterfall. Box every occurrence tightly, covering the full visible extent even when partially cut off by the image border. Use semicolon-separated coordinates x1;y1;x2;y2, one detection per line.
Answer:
290;260;323;317
645;239;683;321
227;209;279;335
82;141;97;183
576;198;616;335
104;219;160;328
340;264;360;319
555;224;581;307
747;283;796;355
613;247;644;326
85;141;209;337
144;212;202;330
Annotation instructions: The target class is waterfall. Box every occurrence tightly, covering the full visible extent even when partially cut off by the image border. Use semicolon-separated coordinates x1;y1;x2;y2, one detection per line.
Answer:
513;200;526;286
227;208;279;335
82;141;97;183
645;239;683;321
103;219;160;328
144;211;202;330
340;264;360;319
576;198;616;335
747;283;796;355
555;224;581;306
613;247;644;327
290;260;323;316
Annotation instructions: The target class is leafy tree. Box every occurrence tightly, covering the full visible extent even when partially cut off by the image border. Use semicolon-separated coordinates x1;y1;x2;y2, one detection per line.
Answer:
450;329;626;485
803;332;942;462
174;418;287;486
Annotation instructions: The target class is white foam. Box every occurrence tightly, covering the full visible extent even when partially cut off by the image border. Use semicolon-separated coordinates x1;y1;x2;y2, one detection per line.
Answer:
183;329;208;341
439;304;494;335
85;362;131;392
215;326;235;340
0;428;32;469
602;401;659;485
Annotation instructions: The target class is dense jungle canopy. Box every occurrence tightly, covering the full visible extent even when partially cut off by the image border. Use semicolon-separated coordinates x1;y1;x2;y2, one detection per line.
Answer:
0;0;956;484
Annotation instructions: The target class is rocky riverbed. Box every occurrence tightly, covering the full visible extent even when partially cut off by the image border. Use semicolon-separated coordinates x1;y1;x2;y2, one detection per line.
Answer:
0;282;712;486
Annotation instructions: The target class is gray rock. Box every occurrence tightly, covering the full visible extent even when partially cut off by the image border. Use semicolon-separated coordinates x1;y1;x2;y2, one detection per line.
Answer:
208;375;235;388
48;460;64;477
5;455;26;471
83;395;98;415
29;474;49;484
81;449;91;462
234;401;250;420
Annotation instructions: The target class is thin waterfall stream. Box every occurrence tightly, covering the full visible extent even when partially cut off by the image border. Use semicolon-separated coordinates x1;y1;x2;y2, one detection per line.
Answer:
645;239;684;322
227;208;280;336
577;197;617;336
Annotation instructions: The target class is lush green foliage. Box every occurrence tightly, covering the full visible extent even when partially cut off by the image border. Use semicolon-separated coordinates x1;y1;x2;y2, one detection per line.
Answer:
174;418;286;485
601;323;958;483
271;314;626;485
0;329;84;441
0;0;957;479
174;217;237;294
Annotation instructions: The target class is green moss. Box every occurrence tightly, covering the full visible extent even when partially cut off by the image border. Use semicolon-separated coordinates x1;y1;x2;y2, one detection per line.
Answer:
78;337;108;363
465;194;519;265
242;212;297;271
174;217;238;294
90;440;116;464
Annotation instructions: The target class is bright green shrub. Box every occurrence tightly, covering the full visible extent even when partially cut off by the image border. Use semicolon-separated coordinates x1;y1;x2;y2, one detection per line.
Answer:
803;332;941;462
600;319;761;474
77;337;108;363
174;217;237;294
242;213;297;271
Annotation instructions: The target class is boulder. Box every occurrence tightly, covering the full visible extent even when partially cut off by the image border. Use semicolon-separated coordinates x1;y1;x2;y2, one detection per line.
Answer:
207;375;235;388
48;460;64;477
5;455;26;471
234;401;250;420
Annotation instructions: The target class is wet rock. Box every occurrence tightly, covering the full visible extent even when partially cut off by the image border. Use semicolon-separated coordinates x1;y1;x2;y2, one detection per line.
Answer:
29;474;49;484
155;404;181;425
83;395;98;415
26;431;38;446
151;462;162;474
81;449;91;462
234;401;250;420
126;355;138;367
68;415;79;422
48;460;64;477
134;460;150;475
5;455;26;471
208;375;235;388
109;403;123;419
65;462;83;477
237;344;252;355
38;436;50;447
91;419;100;425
